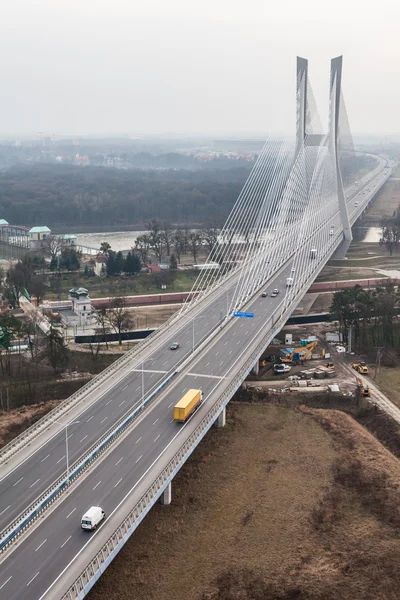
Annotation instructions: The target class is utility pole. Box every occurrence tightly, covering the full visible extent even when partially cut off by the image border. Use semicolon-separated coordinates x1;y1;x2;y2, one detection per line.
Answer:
374;347;384;380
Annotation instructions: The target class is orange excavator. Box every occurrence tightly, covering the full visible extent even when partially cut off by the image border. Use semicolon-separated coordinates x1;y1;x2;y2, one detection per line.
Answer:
280;341;318;364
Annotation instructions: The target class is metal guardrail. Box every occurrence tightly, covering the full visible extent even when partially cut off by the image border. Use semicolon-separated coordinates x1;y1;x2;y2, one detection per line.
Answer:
59;272;319;600
0;300;228;553
2;166;388;467
0;371;177;552
0;280;226;466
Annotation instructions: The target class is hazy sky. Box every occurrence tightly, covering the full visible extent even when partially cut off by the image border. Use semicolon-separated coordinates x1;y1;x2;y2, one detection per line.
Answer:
1;0;399;136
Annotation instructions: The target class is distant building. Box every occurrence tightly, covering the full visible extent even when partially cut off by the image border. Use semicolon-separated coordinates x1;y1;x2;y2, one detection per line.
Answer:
60;234;77;247
29;226;51;250
213;139;265;152
143;263;162;274
60;287;94;327
94;255;108;276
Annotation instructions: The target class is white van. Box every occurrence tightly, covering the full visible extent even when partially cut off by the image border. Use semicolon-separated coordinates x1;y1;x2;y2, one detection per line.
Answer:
81;506;105;530
286;277;293;287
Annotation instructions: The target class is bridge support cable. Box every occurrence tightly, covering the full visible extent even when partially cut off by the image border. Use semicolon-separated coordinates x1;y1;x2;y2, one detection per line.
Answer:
179;136;284;309
181;55;356;321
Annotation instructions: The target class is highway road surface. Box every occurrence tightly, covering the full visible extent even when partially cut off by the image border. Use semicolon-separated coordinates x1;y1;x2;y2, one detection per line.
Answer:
0;159;390;600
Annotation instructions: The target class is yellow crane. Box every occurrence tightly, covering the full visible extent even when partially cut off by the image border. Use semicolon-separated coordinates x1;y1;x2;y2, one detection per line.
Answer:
280;341;318;364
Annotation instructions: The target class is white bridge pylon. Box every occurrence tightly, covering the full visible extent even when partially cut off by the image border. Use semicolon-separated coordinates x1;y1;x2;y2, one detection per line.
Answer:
183;55;356;315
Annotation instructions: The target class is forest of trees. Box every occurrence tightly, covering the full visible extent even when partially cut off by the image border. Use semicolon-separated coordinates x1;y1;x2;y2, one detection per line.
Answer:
0;164;251;228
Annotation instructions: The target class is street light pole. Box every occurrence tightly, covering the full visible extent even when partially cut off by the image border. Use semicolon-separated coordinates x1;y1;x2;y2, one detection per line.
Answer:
65;424;69;483
142;357;155;409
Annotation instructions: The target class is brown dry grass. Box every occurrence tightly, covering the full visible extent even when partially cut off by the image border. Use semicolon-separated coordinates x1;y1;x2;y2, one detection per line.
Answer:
363;179;400;224
87;402;400;600
89;404;335;600
0;401;60;448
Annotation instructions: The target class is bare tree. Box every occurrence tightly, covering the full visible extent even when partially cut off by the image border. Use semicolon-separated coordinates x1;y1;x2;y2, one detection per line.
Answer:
145;219;163;261
134;234;151;263
173;229;185;263
29;276;47;306
41;235;66;261
187;232;203;264
94;306;111;349
161;221;174;257
202;220;221;258
107;297;134;345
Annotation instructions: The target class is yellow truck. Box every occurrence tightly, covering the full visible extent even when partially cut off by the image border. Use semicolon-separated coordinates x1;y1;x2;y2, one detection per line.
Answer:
174;389;202;423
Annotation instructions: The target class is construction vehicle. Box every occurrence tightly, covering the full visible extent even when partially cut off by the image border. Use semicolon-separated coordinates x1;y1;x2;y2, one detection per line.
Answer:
352;361;369;375
280;341;318;364
356;377;370;397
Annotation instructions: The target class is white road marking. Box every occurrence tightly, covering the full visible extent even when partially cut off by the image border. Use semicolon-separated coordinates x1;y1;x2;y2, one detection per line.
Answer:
100;417;108;424
60;536;72;549
30;478;40;488
135;455;143;464
135;436;142;444
162;360;168;366
87;415;94;422
215;351;219;355
114;478;123;488
170;418;175;423
0;576;12;590
123;385;128;390
80;435;88;443
105;398;113;405
205;362;210;367
66;508;76;519
13;477;24;487
135;386;141;391
152;418;159;425
67;434;74;440
228;350;233;355
224;341;228;345
93;481;101;490
40;454;50;462
119;400;126;406
35;539;47;552
27;572;40;586
154;434;160;442
57;455;66;464
0;505;10;516
115;457;124;466
168;402;173;408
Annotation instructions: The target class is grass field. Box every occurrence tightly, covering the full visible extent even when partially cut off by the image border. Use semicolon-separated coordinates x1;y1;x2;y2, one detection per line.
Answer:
45;270;201;300
87;402;400;600
375;366;400;409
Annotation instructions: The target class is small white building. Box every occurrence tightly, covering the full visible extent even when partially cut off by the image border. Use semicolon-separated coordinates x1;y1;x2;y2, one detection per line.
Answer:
68;287;94;326
94;255;108;276
60;234;77;247
29;226;51;250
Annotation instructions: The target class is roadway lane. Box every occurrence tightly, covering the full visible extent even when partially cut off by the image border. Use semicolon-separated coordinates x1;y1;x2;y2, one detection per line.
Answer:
0;288;233;529
0;162;390;600
0;158;388;532
0;264;299;600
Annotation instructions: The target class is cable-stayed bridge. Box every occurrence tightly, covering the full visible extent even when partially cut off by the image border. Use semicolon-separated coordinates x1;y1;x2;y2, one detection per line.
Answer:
0;57;393;600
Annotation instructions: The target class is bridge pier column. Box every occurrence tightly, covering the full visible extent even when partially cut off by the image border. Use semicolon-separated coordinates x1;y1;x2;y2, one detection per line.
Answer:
160;482;172;505
214;407;226;428
251;361;259;375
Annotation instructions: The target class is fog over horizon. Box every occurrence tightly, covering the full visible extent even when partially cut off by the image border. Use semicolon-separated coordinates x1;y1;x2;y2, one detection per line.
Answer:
1;0;400;138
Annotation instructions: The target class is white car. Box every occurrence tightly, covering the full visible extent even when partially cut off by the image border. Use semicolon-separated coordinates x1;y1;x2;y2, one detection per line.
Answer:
335;345;346;354
274;363;292;373
329;228;334;235
355;201;359;206
287;375;301;381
